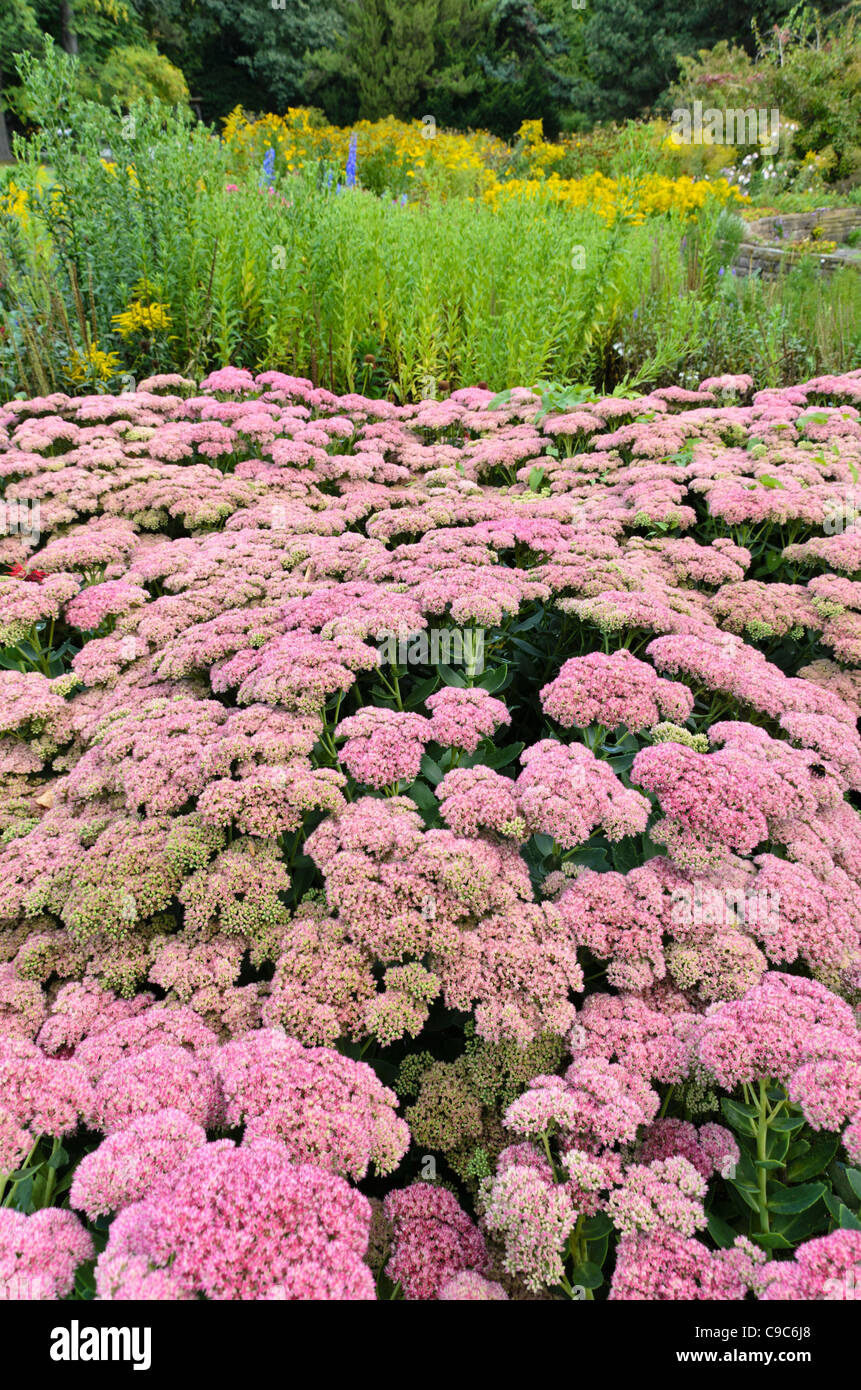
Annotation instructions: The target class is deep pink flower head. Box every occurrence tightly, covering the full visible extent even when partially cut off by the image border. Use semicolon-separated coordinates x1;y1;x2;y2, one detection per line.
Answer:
70;1108;208;1218
610;1228;764;1300
843;1118;861;1167
759;1230;861;1300
383;1183;487;1300
0;1207;93;1299
636;1118;738;1181
96;1141;375;1300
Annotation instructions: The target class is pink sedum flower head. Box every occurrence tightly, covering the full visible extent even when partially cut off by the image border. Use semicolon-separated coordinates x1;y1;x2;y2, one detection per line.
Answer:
438;1269;509;1300
541;649;693;732
504;1058;660;1149
215;1028;409;1178
96;1141;375;1300
69;1108;208;1218
384;1182;487;1300
0;1207;93;1299
425;686;511;753
92;1044;223;1133
336;706;430;788
690;972;857;1089
480;1148;576;1292
610;1228;765;1300
607;1156;708;1238
516;739;651;849
759;1229;861;1300
0;1036;94;1136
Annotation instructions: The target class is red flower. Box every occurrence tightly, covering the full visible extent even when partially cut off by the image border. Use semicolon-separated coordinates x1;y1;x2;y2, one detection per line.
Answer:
5;563;46;584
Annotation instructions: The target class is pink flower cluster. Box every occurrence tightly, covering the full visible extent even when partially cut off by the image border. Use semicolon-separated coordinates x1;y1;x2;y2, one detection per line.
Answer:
2;366;861;1301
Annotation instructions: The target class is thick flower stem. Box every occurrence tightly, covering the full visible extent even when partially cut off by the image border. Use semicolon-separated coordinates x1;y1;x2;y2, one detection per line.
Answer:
756;1077;771;1236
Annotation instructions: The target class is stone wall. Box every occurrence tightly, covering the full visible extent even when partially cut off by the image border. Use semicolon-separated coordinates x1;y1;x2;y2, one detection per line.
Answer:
731;206;861;280
743;208;861;243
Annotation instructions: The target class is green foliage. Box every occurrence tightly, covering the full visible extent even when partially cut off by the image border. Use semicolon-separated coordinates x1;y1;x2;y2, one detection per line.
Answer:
667;8;861;185
306;0;579;135
3;47;861;403
82;43;190;106
714;1081;857;1252
574;0;848;124
193;0;344;113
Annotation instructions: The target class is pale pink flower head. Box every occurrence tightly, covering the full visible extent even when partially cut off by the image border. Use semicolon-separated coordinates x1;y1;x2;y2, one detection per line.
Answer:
608;1156;708;1238
335;706;430;788
436;765;526;838
480;1151;575;1292
96;1141;374;1300
438;1270;509;1300
72;1004;220;1082
425;686;511;753
504;1059;660;1149
0;1108;32;1173
541;649;693;732
787;1027;861;1132
516;739;650;849
573;991;692;1084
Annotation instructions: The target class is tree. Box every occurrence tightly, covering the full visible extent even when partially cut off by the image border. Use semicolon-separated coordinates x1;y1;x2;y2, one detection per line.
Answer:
308;0;473;122
307;0;573;132
464;0;580;135
186;0;343;115
575;0;850;122
0;0;44;160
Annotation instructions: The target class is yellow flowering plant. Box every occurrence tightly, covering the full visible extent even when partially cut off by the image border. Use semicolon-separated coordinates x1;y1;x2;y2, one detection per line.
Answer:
220;108;746;221
112;300;172;337
66;343;120;385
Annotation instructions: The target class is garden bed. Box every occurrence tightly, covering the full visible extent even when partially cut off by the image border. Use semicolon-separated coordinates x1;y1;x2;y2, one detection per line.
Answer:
2;366;861;1300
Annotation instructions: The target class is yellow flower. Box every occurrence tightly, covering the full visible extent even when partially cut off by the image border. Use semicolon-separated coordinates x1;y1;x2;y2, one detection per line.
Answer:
111;300;172;337
67;344;120;383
